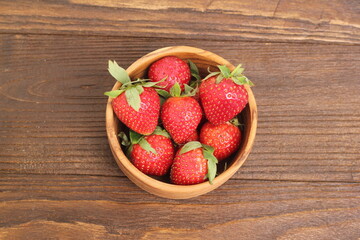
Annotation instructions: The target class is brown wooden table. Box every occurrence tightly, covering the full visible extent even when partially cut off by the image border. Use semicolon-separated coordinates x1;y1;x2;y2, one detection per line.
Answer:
1;1;360;239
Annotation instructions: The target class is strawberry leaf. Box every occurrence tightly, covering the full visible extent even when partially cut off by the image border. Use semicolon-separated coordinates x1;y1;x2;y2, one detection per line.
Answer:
142;80;163;88
245;77;255;86
203;71;220;80
203;146;218;185
159;96;166;106
230;64;244;76
156;89;171;98
153;126;171;138
136;85;144;94
129;130;143;144
184;84;197;97
229;64;255;86
229;117;240;126
142;76;167;88
139;138;157;154
231;76;246;85
188;60;201;81
205;157;217;184
216;74;223;84
170;82;181;97
104;89;124;98
126;145;133;158
179;141;202;155
125;87;141;111
236;68;245;76
118;132;130;146
218;65;231;78
238;75;254;85
184;84;193;93
108;60;131;84
142;82;156;87
202;144;215;154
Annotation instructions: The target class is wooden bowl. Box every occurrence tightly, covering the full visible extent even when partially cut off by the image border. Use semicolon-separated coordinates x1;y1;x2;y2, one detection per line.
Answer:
106;46;257;199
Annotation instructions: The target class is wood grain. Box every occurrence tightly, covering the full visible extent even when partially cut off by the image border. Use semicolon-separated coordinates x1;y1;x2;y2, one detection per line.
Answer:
1;34;360;182
1;1;359;238
0;0;360;44
1;174;360;239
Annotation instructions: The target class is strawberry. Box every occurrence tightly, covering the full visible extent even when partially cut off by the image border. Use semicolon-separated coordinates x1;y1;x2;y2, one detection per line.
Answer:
105;60;161;135
160;83;202;144
199;65;253;125
125;127;174;176
174;130;199;153
184;130;199;143
148;56;191;92
200;121;241;161
170;141;218;185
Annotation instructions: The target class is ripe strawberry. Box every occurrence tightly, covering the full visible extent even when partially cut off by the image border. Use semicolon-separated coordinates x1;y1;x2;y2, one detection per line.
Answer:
105;60;161;135
199;65;253;125
174;130;199;153
200;121;241;161
148;56;191;92
161;83;202;144
128;127;174;176
184;130;199;143
111;87;159;135
170;141;218;185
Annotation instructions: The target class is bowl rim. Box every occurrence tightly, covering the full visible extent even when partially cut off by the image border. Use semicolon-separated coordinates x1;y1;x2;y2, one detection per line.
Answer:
105;46;258;199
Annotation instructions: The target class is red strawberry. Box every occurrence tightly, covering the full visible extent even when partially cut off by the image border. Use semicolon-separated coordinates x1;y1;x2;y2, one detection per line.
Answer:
174;130;199;153
148;56;191;92
112;87;160;135
170;141;218;185
161;83;202;144
129;128;174;176
199;65;253;125
184;130;199;143
105;60;161;135
200;121;241;161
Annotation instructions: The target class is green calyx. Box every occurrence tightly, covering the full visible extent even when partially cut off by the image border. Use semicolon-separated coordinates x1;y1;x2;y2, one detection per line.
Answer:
165;82;197;98
179;141;202;155
188;59;201;81
152;126;171;138
130;130;157;154
229;117;244;130
170;82;182;97
108;60;131;85
179;141;218;184
104;60;165;112
118;132;131;147
119;128;170;155
229;117;240;126
204;64;254;86
187;60;202;95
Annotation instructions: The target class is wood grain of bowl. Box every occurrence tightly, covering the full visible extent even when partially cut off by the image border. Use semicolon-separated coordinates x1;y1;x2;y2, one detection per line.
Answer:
105;46;257;199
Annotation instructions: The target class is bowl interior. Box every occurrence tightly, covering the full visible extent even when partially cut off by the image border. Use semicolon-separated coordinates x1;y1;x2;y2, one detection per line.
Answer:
106;46;257;199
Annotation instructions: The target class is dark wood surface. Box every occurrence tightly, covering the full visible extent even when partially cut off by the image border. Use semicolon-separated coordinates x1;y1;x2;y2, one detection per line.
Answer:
1;1;360;239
